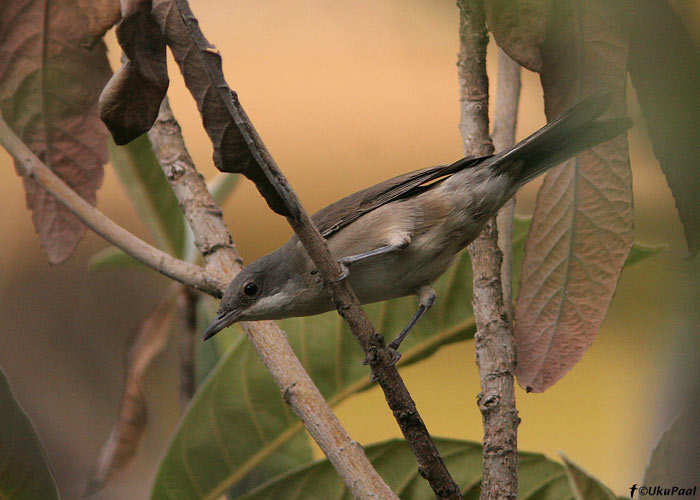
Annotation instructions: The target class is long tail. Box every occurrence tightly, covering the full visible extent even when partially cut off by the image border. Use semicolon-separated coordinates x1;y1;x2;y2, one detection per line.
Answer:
485;91;632;185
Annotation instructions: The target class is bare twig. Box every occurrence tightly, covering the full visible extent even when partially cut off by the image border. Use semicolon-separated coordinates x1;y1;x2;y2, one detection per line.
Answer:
457;1;519;499
176;286;197;409
492;49;521;317
0;114;220;296
147;99;399;500
157;2;462;497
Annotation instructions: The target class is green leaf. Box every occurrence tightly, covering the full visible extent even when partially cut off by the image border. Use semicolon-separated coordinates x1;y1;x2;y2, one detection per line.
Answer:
152;246;479;500
154;215;656;500
624;242;666;267
88;245;146;271
0;366;61;500
236;438;590;500
560;453;621;500
109;135;186;257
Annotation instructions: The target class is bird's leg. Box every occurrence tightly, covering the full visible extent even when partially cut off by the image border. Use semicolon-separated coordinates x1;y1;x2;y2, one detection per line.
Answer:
363;285;436;367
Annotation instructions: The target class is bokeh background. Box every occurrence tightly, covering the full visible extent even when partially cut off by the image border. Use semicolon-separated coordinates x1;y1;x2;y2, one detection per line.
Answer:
1;1;698;499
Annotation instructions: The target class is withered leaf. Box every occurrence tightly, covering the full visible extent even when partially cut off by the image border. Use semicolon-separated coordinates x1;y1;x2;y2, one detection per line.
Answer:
514;0;634;392
484;0;552;72
100;0;169;145
78;0;122;41
150;0;291;217
0;0;111;264
621;0;700;258
86;291;177;495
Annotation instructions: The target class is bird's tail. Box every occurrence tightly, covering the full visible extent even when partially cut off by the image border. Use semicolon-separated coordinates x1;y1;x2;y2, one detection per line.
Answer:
485;91;632;186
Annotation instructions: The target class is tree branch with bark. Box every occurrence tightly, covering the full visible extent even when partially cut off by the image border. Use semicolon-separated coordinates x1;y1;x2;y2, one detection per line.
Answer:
457;1;520;499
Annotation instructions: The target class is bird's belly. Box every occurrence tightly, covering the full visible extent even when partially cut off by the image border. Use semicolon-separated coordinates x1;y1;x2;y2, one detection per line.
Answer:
347;236;458;305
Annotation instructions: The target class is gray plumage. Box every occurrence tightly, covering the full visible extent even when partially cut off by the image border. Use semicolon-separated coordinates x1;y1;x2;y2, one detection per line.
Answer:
202;91;631;348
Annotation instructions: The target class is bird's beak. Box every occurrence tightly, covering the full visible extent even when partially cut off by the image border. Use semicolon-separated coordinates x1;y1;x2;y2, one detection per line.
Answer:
202;309;242;341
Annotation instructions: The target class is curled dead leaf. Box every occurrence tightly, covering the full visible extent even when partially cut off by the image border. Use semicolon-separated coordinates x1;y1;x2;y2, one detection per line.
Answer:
100;0;169;145
149;0;291;216
86;289;177;495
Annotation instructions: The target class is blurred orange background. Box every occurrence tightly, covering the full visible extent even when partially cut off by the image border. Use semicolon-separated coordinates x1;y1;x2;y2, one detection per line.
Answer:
0;1;698;499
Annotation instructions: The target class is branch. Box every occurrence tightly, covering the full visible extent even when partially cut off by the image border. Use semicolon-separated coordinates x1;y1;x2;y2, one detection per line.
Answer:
0;113;221;297
156;2;463;497
147;98;399;500
492;49;521;316
176;286;197;409
457;2;519;500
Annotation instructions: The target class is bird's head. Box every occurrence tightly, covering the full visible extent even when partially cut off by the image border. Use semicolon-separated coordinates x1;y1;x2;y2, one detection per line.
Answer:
202;249;298;340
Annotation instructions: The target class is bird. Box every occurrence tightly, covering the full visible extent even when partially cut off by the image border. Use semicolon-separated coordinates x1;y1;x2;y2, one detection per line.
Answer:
202;91;631;363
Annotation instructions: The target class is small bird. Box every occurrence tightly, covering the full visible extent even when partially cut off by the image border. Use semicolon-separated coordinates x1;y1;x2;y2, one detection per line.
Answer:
202;91;631;361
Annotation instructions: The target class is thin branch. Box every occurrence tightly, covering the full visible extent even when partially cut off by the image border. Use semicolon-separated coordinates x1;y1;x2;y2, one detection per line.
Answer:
457;2;520;500
176;286;197;409
0;113;221;296
158;2;463;497
147;98;399;500
492;48;521;317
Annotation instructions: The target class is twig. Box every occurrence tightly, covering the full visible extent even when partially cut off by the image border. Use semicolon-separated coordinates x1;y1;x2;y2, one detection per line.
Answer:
147;98;399;500
457;2;519;500
158;2;463;497
492;49;521;315
176;286;197;409
0;114;221;296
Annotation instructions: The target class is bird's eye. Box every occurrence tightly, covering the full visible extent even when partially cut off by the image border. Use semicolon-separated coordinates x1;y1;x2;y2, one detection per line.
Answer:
243;282;259;296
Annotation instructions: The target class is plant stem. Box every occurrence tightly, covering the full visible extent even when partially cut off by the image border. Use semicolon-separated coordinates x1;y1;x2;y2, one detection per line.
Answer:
457;2;520;499
176;286;197;409
493;49;521;315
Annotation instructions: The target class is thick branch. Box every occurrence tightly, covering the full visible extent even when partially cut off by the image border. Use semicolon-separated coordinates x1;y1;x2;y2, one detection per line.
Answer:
147;99;399;500
457;2;519;500
0;114;221;296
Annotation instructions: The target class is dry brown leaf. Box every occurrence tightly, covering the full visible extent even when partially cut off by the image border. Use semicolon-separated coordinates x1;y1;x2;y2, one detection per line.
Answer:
484;0;552;72
622;0;700;258
78;0;122;40
150;0;290;216
514;0;634;392
0;0;111;264
100;0;169;145
86;290;177;495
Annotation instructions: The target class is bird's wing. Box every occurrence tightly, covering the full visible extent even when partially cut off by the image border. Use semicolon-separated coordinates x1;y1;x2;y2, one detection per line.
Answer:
312;155;488;238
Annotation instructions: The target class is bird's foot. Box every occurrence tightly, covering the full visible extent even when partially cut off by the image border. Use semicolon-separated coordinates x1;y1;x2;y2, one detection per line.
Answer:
329;262;350;283
362;346;402;367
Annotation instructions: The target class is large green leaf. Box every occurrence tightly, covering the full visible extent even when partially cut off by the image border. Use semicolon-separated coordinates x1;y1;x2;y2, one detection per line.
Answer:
151;246;479;500
152;216;660;500
0;366;61;500
108;135;186;257
236;438;595;500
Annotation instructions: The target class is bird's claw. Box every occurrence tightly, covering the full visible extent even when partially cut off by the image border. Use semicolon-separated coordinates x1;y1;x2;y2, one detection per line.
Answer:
362;345;402;383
